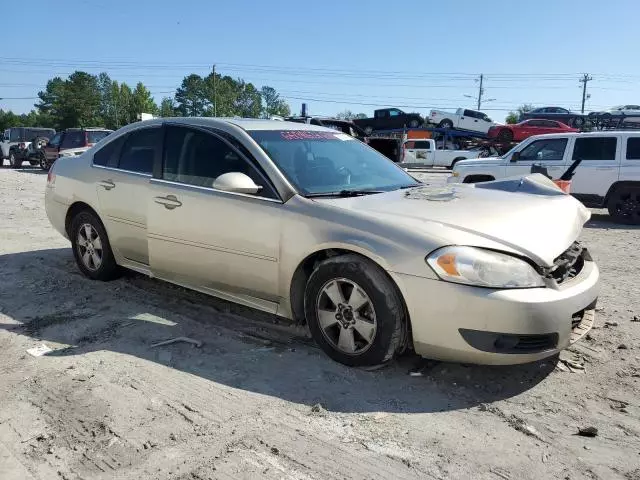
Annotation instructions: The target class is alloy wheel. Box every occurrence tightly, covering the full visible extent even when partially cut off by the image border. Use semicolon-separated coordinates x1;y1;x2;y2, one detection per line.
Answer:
315;278;377;355
77;223;103;271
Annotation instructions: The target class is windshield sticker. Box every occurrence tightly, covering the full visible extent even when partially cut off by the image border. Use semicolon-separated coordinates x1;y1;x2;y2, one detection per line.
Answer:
280;131;347;141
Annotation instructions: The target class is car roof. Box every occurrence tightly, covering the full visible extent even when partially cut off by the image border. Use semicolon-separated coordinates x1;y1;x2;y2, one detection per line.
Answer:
66;127;113;132
124;117;336;132
524;130;640;139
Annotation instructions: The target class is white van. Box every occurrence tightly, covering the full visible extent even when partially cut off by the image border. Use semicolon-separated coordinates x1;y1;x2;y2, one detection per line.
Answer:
448;131;640;223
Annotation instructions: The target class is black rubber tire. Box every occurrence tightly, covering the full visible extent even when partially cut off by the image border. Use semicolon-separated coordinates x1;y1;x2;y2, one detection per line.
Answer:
70;210;121;281
39;153;53;171
438;119;453;129
408;119;420;128
304;254;406;367
607;186;640;225
364;126;374;135
8;151;21;169
573;117;585;127
497;129;514;142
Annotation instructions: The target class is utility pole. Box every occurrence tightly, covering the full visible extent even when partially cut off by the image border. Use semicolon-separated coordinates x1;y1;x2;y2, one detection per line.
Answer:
579;73;593;114
212;64;217;117
477;74;484;110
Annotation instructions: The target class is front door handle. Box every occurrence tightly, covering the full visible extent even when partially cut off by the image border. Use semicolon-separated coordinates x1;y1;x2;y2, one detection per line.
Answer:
154;195;182;210
98;180;115;190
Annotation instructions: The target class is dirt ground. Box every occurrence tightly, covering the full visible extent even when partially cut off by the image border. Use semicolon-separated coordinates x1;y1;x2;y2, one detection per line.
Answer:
1;167;639;480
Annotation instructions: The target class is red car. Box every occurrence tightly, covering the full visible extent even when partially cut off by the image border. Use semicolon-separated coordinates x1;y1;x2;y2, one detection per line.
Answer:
488;119;578;142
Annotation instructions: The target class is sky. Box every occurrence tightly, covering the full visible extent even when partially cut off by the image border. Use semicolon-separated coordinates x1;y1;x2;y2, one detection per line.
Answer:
2;0;640;123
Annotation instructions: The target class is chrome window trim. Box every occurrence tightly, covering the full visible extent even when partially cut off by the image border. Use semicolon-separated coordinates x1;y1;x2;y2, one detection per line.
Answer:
92;164;152;178
149;177;284;204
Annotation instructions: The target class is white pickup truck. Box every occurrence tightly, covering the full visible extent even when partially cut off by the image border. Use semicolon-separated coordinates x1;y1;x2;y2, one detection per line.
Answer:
447;131;640;224
401;138;481;168
428;108;497;134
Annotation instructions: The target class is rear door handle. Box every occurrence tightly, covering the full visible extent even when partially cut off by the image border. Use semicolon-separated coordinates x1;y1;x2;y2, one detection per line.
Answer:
98;180;115;190
154;195;182;210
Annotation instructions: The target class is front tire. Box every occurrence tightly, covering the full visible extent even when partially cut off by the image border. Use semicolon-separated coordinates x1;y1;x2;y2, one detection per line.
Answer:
607;186;640;225
408;119;420;128
70;210;121;280
304;254;406;367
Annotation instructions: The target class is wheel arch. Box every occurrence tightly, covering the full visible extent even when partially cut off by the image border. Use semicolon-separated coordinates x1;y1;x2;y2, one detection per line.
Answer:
463;174;495;183
65;201;103;238
288;247;411;340
604;180;640;205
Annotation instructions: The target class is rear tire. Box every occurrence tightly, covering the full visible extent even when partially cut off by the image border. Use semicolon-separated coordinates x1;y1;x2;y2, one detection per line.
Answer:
70;210;121;280
304;254;406;367
607;186;640;225
497;129;514;142
408;119;420;128
438;119;453;129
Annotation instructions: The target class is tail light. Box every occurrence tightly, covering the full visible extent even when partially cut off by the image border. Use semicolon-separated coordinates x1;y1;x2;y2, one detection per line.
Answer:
431;112;437;117
47;167;56;186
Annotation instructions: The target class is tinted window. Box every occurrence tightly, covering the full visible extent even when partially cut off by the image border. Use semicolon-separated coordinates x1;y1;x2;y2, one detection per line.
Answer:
541;120;560;128
163;126;277;198
25;128;55;141
93;136;124;167
412;141;431;149
527;120;545;127
61;131;85;149
87;130;111;144
48;132;62;147
518;138;568;161
626;138;640;160
463;110;475;117
572;137;617;161
118;128;159;173
388;109;401;117
9;128;22;142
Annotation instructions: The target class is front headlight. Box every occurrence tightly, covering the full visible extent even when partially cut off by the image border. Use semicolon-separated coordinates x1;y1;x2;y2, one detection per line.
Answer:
426;246;544;288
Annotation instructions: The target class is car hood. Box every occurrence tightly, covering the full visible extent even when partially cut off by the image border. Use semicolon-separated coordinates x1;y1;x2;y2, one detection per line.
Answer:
314;175;590;267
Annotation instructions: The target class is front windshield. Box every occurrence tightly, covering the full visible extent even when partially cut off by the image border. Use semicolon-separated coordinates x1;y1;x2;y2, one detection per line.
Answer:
249;130;418;196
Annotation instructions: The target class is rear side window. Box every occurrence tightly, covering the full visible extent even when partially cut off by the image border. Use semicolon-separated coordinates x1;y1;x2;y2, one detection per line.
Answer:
48;132;62;147
572;137;617;161
118;128;160;174
61;131;85;149
626;138;640;160
87;130;111;144
412;141;431;149
93;136;125;167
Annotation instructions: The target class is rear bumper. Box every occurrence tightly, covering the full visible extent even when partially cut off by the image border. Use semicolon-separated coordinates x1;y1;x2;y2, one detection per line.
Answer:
45;188;69;239
391;260;600;365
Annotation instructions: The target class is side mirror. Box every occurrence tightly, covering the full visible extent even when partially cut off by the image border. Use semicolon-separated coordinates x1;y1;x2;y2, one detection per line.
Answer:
511;151;520;163
212;172;262;195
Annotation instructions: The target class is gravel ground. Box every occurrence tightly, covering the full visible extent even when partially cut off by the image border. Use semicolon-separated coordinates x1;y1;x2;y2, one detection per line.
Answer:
0;167;639;480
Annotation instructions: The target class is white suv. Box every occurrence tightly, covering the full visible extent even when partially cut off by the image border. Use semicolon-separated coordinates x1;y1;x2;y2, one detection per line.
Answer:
448;131;640;224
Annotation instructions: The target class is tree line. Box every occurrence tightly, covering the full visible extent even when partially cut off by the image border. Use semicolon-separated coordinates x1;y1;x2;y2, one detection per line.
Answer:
0;70;292;132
